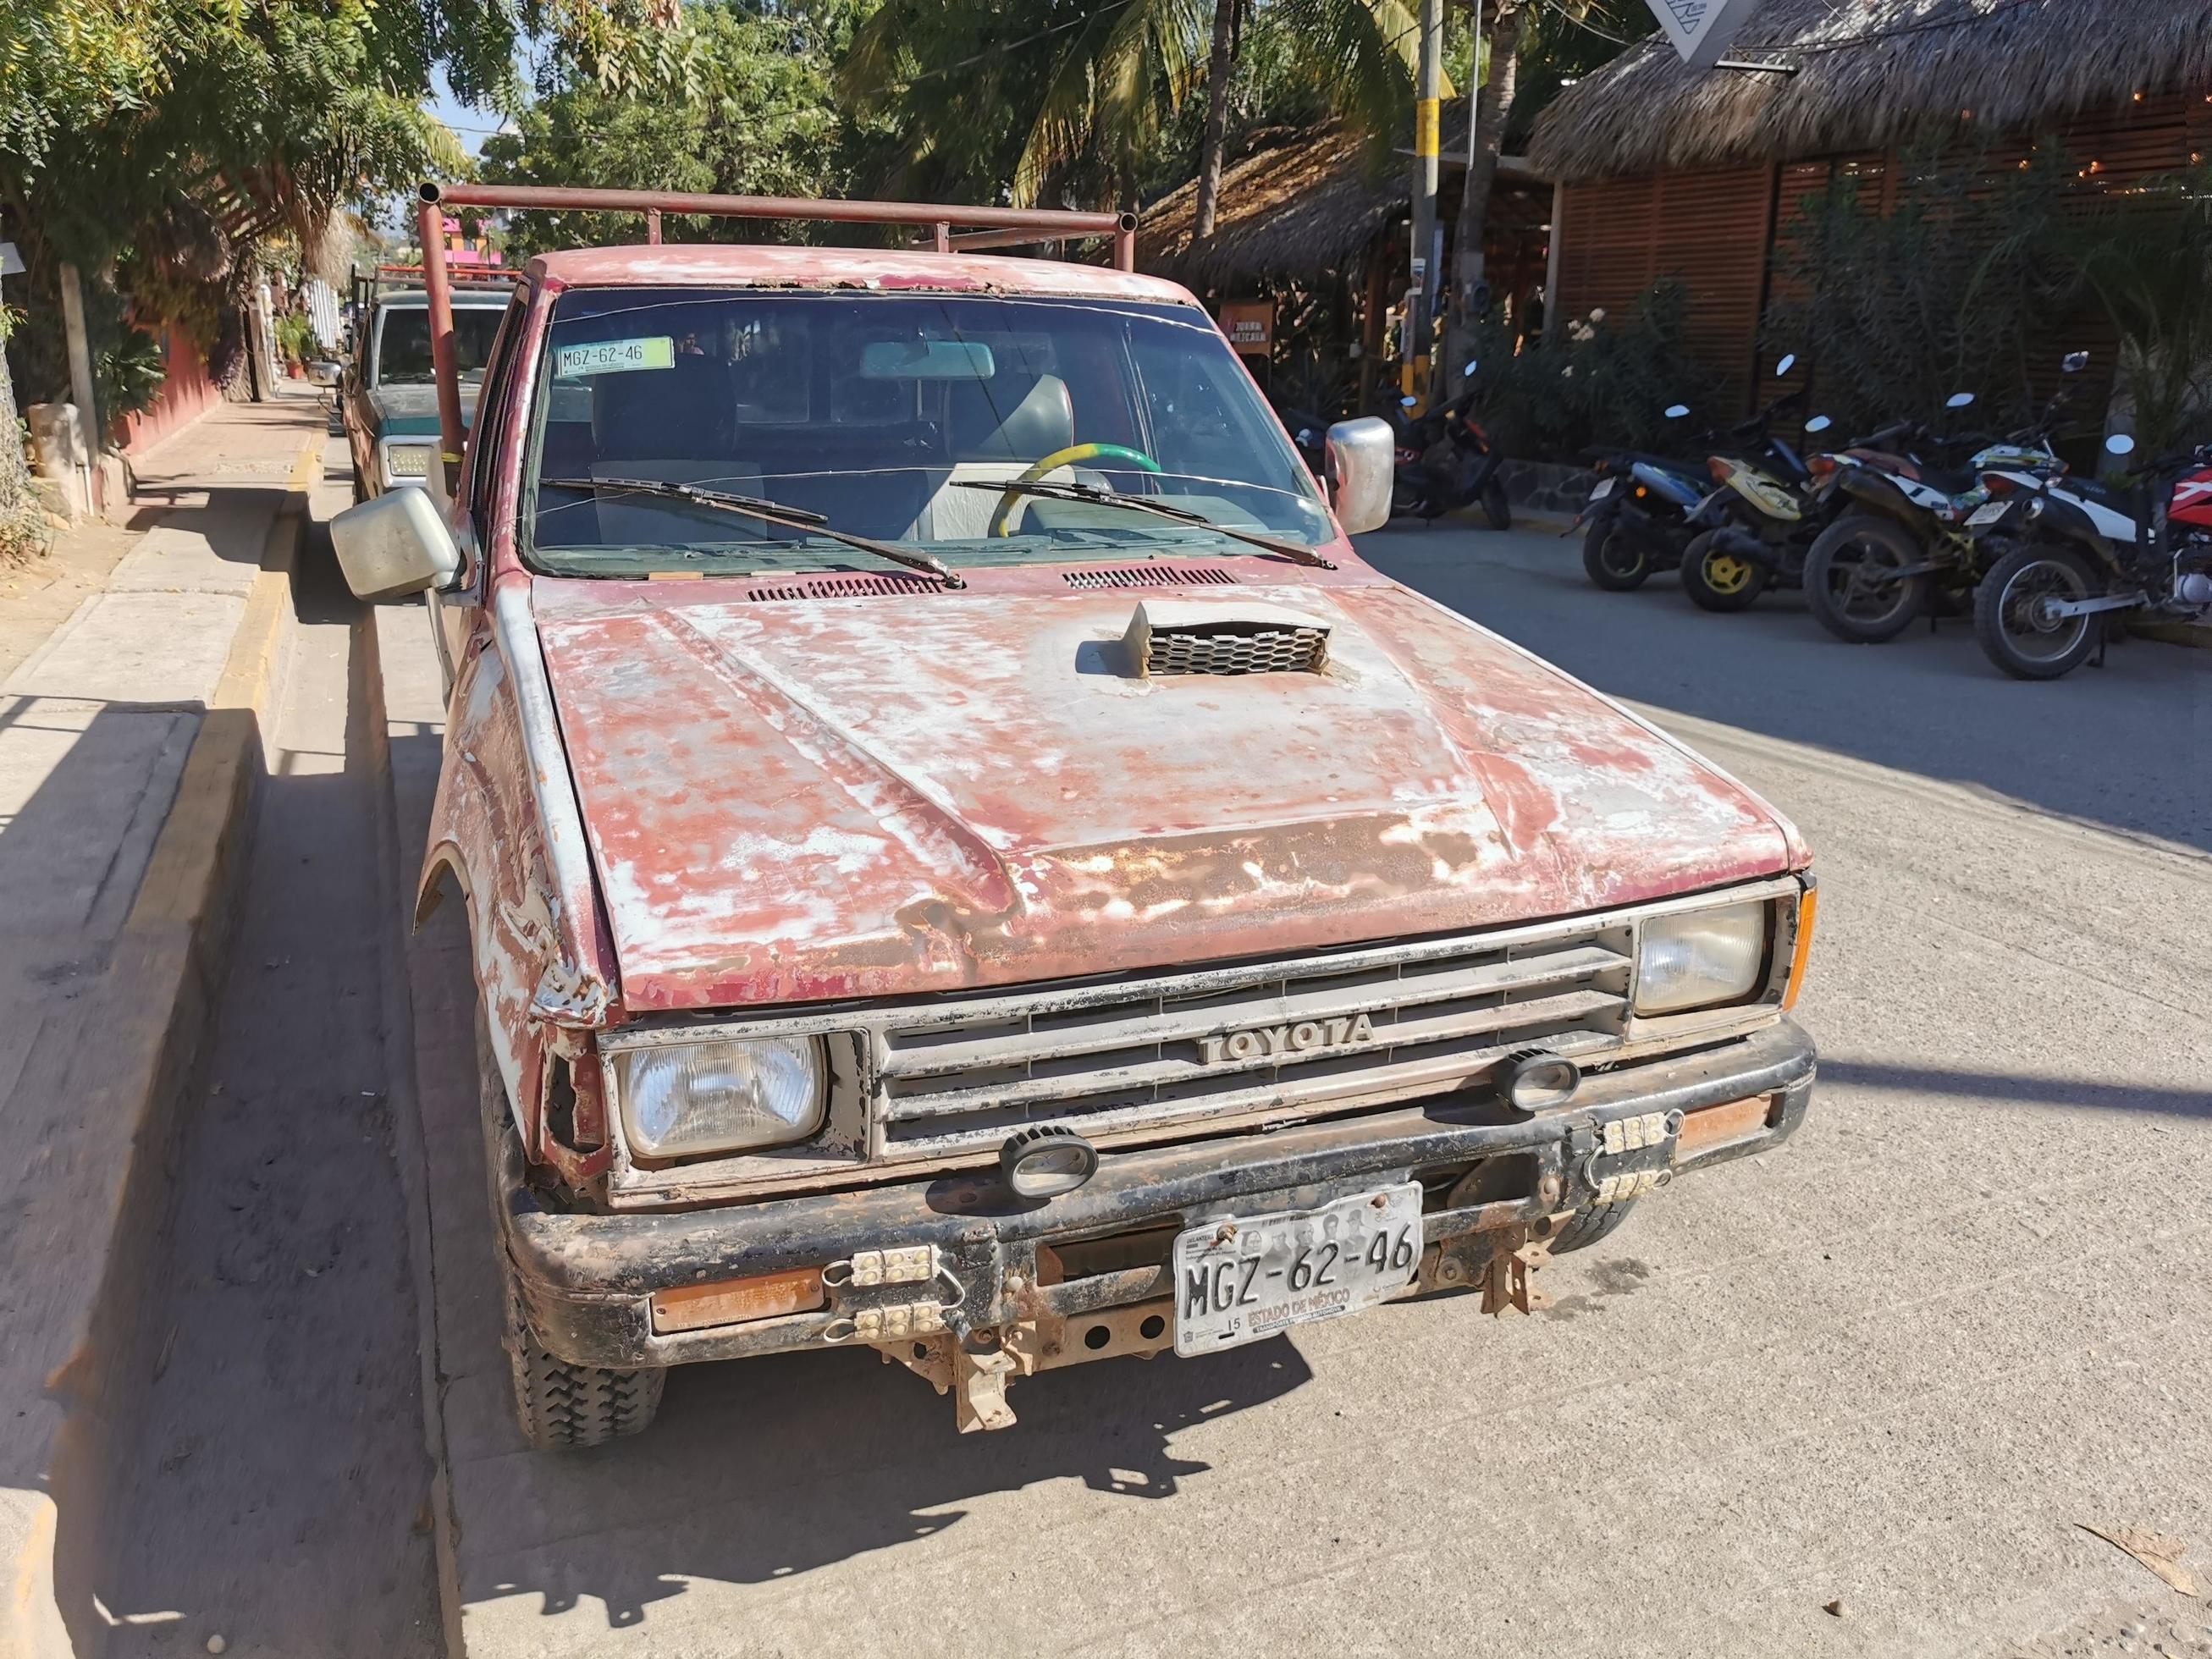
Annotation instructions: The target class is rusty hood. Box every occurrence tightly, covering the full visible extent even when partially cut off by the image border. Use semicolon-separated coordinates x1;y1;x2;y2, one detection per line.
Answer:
532;575;1802;1012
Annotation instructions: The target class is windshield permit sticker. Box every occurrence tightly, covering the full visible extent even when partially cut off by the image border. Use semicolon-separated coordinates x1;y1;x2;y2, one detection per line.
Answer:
554;337;676;379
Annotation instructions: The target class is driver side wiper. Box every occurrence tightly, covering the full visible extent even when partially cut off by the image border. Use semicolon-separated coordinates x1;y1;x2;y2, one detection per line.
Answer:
951;478;1336;570
541;476;964;589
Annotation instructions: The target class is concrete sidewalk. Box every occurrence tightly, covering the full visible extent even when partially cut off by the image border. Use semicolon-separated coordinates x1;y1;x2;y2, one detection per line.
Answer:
0;390;327;1656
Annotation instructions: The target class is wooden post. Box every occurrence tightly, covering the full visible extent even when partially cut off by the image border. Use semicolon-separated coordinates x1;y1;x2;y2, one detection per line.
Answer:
57;262;100;471
646;208;663;245
1542;180;1566;343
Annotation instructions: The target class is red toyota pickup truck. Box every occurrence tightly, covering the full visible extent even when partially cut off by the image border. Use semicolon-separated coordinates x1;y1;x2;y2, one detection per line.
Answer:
333;190;1817;1449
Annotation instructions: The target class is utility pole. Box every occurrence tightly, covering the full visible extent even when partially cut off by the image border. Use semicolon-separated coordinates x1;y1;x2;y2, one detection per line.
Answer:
1405;0;1443;405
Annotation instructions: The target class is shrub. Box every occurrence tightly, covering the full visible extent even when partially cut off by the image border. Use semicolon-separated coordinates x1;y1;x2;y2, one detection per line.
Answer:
1467;280;1729;461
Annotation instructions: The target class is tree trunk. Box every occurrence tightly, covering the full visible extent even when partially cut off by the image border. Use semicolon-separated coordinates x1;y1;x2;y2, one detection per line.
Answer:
1447;1;1528;384
1192;0;1239;243
0;330;48;559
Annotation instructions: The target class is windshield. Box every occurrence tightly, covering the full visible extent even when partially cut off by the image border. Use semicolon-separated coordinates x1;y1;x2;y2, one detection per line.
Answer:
376;305;505;386
522;288;1331;576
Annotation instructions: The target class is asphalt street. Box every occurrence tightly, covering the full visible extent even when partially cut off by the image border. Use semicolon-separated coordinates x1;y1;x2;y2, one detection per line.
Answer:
123;495;2212;1657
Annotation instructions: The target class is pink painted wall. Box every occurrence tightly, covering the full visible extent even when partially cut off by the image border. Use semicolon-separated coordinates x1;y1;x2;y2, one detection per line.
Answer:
117;326;218;455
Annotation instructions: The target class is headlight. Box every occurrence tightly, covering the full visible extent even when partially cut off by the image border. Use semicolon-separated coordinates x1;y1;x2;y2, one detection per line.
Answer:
1635;901;1768;1015
380;442;432;484
612;1035;826;1160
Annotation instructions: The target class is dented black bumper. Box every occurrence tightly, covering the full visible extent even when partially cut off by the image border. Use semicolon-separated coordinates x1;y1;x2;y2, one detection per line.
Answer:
501;1018;1818;1371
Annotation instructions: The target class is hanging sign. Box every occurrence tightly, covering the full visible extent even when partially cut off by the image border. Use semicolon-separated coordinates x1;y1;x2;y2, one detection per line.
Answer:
1217;300;1273;356
1642;0;1764;70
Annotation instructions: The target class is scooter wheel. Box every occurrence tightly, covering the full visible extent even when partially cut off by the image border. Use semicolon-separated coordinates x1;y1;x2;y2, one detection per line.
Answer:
1581;522;1651;591
1804;515;1927;643
1681;531;1772;612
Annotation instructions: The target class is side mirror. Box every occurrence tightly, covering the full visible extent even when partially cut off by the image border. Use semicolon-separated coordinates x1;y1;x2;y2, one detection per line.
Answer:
1775;353;1797;377
2062;351;2088;374
309;360;343;388
331;487;461;602
1805;415;1833;433
1324;416;1395;537
1399;394;1418;410
1664;404;1691;420
2105;433;2137;456
1946;392;1976;409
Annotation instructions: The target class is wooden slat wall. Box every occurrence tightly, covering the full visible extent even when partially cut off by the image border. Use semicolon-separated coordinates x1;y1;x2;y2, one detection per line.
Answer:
1553;89;2211;421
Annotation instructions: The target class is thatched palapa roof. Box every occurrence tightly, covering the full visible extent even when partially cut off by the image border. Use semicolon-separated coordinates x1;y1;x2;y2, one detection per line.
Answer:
1530;0;2212;181
1135;126;1402;289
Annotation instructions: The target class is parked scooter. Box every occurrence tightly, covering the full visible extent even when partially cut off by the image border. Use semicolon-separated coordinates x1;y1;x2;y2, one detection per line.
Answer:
1966;432;2212;678
1387;362;1512;530
1802;355;2088;642
1574;404;1719;591
1677;356;1840;611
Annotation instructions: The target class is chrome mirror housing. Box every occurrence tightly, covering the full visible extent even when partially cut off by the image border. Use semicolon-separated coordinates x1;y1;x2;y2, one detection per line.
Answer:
1325;417;1395;537
331;487;461;602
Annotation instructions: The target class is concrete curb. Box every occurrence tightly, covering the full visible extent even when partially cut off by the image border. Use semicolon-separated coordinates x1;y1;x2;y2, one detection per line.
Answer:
6;438;317;1659
357;604;467;1659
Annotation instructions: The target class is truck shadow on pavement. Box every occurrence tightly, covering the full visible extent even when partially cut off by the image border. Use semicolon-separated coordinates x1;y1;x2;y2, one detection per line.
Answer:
1818;1058;2211;1120
470;1337;1312;1628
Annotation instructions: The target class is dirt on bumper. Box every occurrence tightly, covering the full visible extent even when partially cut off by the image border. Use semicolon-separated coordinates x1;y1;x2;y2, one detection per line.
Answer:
499;1019;1815;1421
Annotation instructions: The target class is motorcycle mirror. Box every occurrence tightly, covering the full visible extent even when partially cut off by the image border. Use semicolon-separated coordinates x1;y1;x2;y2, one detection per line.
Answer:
2106;433;2137;455
1400;395;1418;409
2062;350;2089;373
1463;360;1478;377
1664;404;1691;419
1946;392;1976;409
1805;415;1833;433
1775;353;1796;377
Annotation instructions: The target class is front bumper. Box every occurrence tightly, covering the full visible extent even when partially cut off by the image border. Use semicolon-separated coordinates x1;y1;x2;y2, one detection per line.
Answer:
501;1019;1817;1378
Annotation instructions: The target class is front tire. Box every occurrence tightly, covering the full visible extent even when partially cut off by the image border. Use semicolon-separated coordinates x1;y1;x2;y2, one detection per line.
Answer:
1581;521;1652;590
478;1008;665;1450
1680;531;1771;612
1805;515;1928;642
1974;543;2102;680
1549;1199;1635;1254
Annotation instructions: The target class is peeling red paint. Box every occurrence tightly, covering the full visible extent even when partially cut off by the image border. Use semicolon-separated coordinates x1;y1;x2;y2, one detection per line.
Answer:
532;567;1798;1014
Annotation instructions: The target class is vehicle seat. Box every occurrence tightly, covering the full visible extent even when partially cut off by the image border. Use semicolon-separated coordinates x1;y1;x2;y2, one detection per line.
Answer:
915;374;1103;539
590;354;733;464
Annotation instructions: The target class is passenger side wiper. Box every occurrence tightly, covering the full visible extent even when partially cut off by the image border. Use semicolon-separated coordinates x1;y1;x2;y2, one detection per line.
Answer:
952;478;1336;570
541;476;963;589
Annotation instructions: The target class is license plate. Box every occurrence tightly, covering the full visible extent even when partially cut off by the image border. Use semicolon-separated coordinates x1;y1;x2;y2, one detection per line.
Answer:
1172;1183;1422;1357
1589;477;1615;499
1967;499;2010;526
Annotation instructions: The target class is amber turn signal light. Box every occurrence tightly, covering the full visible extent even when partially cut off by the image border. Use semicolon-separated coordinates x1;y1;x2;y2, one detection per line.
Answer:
649;1266;825;1335
1783;885;1818;1011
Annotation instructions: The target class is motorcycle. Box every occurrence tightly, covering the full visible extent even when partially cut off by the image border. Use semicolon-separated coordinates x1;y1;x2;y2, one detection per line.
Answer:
1676;356;1841;612
1573;404;1723;592
1386;362;1512;531
1965;432;2212;679
1802;355;2088;643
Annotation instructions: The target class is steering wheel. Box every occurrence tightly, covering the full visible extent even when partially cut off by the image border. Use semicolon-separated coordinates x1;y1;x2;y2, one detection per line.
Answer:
986;442;1161;537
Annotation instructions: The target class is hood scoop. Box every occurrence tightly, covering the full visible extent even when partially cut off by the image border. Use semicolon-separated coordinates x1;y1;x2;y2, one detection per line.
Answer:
1123;599;1330;677
742;572;942;603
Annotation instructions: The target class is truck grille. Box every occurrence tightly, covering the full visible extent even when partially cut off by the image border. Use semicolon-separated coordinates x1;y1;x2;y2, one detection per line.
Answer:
868;923;1633;1160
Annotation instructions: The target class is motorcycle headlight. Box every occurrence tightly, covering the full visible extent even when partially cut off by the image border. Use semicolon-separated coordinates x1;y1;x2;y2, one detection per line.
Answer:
1635;901;1768;1016
612;1035;827;1160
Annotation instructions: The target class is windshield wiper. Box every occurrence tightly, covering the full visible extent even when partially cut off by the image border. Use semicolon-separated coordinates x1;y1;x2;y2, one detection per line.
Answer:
951;479;1335;569
541;477;964;589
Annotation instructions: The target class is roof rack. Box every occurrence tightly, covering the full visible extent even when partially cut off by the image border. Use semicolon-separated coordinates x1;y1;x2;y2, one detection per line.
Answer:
411;182;1139;477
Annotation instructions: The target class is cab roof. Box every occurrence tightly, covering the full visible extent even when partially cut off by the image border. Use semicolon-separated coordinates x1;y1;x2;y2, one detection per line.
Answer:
526;243;1197;306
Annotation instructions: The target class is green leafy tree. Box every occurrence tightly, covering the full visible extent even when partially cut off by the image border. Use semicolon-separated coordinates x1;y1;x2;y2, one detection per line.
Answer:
841;0;1428;215
483;2;871;255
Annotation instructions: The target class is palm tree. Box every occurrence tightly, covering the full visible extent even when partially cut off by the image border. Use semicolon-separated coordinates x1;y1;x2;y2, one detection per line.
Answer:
844;0;1429;217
